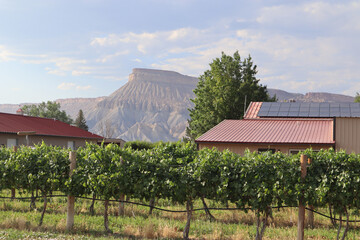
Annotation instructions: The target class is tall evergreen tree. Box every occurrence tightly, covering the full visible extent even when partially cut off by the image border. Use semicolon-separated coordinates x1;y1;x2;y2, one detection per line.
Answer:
75;109;89;131
186;51;276;140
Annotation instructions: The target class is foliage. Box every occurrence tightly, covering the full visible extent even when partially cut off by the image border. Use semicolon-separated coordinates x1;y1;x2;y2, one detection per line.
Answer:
1;143;360;239
1;144;360;213
0;143;69;196
355;92;360;103
74;109;88;131
22;101;73;124
303;149;360;212
124;140;158;150
186;51;276;140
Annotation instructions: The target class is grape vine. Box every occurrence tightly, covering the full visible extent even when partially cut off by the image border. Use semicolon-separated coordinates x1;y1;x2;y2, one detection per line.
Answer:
0;142;359;239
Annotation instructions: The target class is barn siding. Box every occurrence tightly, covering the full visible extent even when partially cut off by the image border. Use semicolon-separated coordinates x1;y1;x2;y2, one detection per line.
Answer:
198;142;333;155
335;118;360;154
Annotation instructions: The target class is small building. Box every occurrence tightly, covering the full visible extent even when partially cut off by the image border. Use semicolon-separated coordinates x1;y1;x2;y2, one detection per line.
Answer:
0;111;103;149
196;102;360;154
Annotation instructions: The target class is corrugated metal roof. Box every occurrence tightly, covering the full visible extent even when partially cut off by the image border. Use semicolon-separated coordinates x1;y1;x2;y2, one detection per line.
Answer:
0;112;103;139
244;102;262;119
196;118;334;144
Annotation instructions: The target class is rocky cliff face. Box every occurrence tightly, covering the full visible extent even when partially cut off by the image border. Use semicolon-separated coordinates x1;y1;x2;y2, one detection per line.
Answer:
55;97;105;119
86;68;198;141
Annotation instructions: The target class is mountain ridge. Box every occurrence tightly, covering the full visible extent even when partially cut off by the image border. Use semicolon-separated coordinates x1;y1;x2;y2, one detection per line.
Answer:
0;69;356;142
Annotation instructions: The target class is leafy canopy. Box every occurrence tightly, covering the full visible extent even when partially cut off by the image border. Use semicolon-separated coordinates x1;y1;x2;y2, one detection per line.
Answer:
22;101;73;124
186;51;276;140
75;109;89;131
355;92;360;103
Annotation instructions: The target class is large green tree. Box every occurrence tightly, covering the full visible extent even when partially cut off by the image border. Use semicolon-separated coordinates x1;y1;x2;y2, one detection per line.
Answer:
186;51;276;140
22;101;73;124
355;92;360;103
75;109;89;131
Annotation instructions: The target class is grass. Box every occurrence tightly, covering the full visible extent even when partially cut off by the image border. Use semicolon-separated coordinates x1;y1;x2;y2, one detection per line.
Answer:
0;191;359;239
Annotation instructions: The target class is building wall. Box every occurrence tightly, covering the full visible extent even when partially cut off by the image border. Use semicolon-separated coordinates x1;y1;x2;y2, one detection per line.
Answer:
198;142;334;155
0;133;98;149
335;118;360;154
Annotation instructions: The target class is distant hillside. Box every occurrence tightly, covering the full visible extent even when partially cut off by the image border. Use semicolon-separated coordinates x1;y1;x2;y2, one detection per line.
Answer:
56;97;105;119
0;69;356;142
268;89;355;102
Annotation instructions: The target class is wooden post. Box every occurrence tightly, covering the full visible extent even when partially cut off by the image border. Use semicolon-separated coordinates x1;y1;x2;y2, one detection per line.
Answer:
307;158;314;229
119;195;125;216
298;154;307;240
66;151;76;231
118;157;125;216
11;146;17;200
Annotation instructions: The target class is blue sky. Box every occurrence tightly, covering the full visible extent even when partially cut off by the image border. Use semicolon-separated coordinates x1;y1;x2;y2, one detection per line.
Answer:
0;0;359;104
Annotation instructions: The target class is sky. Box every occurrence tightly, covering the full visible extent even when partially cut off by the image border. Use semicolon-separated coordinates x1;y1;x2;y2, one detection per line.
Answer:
0;0;359;104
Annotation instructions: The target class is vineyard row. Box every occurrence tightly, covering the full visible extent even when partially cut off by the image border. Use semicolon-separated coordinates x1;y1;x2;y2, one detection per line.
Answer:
0;142;359;239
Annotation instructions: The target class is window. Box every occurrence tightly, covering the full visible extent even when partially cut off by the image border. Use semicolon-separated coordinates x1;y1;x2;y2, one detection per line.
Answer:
258;148;276;154
67;141;75;150
7;139;18;148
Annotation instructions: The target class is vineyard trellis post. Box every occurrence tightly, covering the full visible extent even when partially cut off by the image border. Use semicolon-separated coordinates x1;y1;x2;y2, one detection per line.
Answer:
298;154;307;240
66;151;76;231
11;146;17;200
307;157;314;229
118;157;125;216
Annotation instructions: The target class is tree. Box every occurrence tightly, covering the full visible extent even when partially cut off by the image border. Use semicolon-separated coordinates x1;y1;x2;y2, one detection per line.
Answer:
186;51;276;140
22;101;73;124
355;92;360;103
75;109;89;131
97;119;115;138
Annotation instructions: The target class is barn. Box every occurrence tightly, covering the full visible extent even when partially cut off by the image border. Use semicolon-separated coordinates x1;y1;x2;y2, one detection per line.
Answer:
196;102;360;154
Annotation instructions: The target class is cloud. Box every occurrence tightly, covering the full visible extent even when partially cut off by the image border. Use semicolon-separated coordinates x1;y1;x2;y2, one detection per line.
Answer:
72;70;91;76
146;1;360;96
167;28;192;41
256;1;360;37
90;27;216;56
58;82;76;90
46;68;66;76
0;45;16;61
96;50;129;63
91;32;157;47
0;45;37;62
2;0;360;98
58;82;92;91
76;85;92;90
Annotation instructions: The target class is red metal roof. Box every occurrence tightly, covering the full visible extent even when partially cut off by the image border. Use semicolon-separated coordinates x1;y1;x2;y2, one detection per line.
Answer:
196;118;334;144
244;102;262;119
0;112;103;139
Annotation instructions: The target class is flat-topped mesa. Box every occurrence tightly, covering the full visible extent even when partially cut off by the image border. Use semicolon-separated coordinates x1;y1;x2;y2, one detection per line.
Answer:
303;92;354;102
128;68;198;85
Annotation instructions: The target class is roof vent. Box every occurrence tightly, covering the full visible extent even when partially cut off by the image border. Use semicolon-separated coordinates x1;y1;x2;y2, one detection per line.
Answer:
16;108;24;115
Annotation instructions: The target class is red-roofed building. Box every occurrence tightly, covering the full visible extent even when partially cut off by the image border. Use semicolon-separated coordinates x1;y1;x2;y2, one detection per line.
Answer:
196;119;335;155
243;102;262;119
0;112;103;149
196;101;360;154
